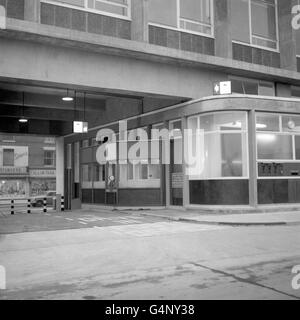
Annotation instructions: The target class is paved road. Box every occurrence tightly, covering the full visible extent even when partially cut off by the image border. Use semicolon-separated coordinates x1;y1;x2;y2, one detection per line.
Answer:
0;209;299;300
0;209;166;234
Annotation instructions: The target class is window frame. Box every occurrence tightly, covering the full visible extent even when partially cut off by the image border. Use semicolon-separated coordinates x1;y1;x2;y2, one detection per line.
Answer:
2;148;15;167
44;150;56;167
232;0;279;52
41;0;132;21
256;113;300;177
187;111;249;180
148;0;214;39
229;75;275;96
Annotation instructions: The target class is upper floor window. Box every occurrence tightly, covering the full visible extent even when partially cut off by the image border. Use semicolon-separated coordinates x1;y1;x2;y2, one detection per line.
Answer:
230;76;275;96
3;149;14;167
44;150;56;167
148;0;213;37
231;0;278;51
42;0;130;19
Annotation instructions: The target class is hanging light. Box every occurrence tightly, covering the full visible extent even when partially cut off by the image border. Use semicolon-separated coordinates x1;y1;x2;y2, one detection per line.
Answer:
62;89;74;102
19;92;28;123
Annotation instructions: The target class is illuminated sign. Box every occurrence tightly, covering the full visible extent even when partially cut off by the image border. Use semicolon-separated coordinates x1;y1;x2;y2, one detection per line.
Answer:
213;81;232;95
73;121;88;133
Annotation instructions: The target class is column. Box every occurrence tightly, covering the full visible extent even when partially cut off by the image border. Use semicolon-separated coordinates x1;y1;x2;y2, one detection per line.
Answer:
278;0;297;71
0;5;6;29
214;0;232;58
24;0;40;23
164;121;170;207
248;109;258;208
131;0;149;42
182;117;190;208
56;137;64;211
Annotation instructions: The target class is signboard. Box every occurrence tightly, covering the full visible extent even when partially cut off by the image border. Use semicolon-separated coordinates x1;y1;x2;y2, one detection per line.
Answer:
29;169;56;178
73;121;88;133
172;173;184;189
0;167;28;175
213;81;232;95
44;137;56;144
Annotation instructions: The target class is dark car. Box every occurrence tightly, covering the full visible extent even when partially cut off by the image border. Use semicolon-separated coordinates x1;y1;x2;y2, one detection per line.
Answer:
31;191;56;207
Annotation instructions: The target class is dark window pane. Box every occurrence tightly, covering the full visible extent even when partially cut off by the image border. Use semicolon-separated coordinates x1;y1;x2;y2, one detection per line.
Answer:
295;136;300;160
3;149;14;166
257;134;293;160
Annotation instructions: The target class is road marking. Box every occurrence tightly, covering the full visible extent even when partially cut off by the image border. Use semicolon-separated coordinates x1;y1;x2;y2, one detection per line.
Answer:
78;221;88;225
65;218;74;221
105;222;227;237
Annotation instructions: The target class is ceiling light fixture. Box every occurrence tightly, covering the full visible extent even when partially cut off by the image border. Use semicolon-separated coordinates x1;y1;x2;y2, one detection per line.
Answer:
19;92;28;123
62;89;74;102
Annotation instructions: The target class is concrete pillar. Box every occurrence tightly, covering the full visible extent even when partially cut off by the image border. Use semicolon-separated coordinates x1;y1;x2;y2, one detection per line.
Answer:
214;0;232;58
163;121;170;207
0;5;6;29
248;110;258;208
278;0;297;71
24;177;30;198
56;137;64;211
131;0;149;42
24;0;40;23
182;117;189;208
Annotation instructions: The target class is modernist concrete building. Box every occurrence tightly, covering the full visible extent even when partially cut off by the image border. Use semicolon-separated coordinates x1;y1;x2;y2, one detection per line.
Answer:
1;0;300;209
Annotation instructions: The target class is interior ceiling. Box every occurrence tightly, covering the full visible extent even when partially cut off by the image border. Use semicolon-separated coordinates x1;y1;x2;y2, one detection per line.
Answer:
0;81;186;136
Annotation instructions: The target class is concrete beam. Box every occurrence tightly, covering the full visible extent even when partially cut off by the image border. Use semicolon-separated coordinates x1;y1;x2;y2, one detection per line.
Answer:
1;18;300;91
0;36;224;100
0;104;85;121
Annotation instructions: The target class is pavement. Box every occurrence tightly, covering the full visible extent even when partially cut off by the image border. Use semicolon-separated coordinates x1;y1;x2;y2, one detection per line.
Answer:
113;206;300;226
2;205;300;229
0;205;300;299
0;221;299;299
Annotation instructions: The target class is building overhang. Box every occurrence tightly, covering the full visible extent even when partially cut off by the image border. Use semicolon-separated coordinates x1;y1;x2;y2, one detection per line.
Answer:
1;18;300;86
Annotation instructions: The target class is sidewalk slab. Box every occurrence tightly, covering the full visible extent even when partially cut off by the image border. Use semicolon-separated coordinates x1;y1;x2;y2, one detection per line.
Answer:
118;208;300;226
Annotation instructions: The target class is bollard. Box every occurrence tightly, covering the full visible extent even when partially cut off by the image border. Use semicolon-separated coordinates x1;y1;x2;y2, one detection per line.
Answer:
11;199;14;215
61;196;65;212
43;197;47;213
27;199;31;214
